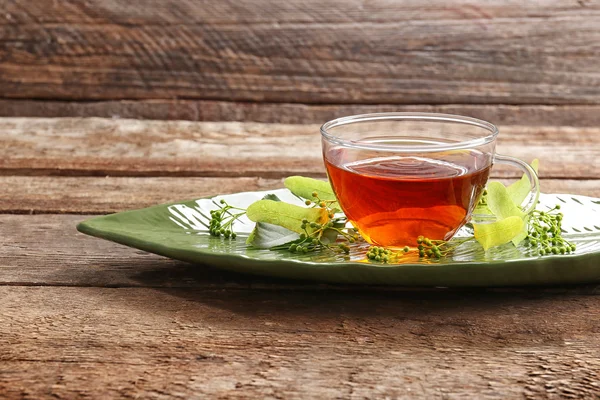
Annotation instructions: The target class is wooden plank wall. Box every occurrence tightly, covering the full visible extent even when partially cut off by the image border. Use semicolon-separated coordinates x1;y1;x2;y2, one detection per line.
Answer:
1;0;599;123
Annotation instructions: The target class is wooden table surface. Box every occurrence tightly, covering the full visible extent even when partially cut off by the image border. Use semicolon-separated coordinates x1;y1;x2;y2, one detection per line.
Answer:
1;117;599;398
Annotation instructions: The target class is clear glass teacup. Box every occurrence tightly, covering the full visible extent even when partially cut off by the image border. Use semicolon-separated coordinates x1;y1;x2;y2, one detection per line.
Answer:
321;113;539;248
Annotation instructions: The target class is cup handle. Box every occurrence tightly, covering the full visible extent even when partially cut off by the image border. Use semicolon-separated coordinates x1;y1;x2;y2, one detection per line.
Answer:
472;154;540;220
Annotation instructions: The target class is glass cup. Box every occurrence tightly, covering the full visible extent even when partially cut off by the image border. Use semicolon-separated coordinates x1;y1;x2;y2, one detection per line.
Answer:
320;113;539;248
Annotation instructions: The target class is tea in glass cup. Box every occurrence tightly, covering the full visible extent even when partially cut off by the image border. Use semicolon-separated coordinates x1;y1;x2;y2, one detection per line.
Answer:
320;113;539;248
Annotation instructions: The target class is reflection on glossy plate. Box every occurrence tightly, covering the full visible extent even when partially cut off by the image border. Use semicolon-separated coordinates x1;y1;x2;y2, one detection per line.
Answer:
77;189;600;287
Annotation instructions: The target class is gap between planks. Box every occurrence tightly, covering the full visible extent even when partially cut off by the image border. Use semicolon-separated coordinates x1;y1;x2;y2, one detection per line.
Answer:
1;169;599;180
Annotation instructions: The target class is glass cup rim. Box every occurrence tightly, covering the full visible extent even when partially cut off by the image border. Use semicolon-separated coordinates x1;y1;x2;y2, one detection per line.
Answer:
320;112;499;153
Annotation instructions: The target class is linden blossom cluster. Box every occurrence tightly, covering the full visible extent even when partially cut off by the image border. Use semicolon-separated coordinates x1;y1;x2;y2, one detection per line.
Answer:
417;236;443;258
416;235;476;260
288;215;356;254
277;190;357;255
526;204;576;255
208;199;245;239
305;191;336;219
366;246;409;263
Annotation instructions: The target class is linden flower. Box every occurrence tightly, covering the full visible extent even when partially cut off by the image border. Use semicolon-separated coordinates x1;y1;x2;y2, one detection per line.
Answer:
207;199;245;239
365;245;409;264
526;204;576;256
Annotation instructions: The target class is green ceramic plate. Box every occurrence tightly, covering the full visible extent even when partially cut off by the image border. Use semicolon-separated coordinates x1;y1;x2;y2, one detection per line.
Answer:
77;189;600;287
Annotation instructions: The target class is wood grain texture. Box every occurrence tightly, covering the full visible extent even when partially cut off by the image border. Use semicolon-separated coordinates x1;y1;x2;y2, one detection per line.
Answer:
4;0;597;25
0;176;282;214
0;214;236;288
1;286;599;398
1;1;599;104
4;100;600;127
0;176;598;215
1;118;599;179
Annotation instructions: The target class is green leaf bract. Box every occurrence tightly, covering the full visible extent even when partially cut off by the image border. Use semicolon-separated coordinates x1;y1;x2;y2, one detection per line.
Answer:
246;200;329;234
284;176;339;208
473;216;524;251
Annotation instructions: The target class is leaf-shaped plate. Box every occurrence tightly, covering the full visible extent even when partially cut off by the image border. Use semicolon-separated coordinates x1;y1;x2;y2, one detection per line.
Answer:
77;190;600;287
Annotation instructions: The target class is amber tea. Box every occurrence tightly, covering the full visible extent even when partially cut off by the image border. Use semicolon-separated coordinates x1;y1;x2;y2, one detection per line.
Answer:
325;152;490;247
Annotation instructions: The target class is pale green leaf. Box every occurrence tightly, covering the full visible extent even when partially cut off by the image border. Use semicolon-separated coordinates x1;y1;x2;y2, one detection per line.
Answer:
284;176;339;208
486;181;528;245
246;222;300;249
487;181;525;220
246;200;329;233
473;216;524;251
511;216;529;246
506;159;539;206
